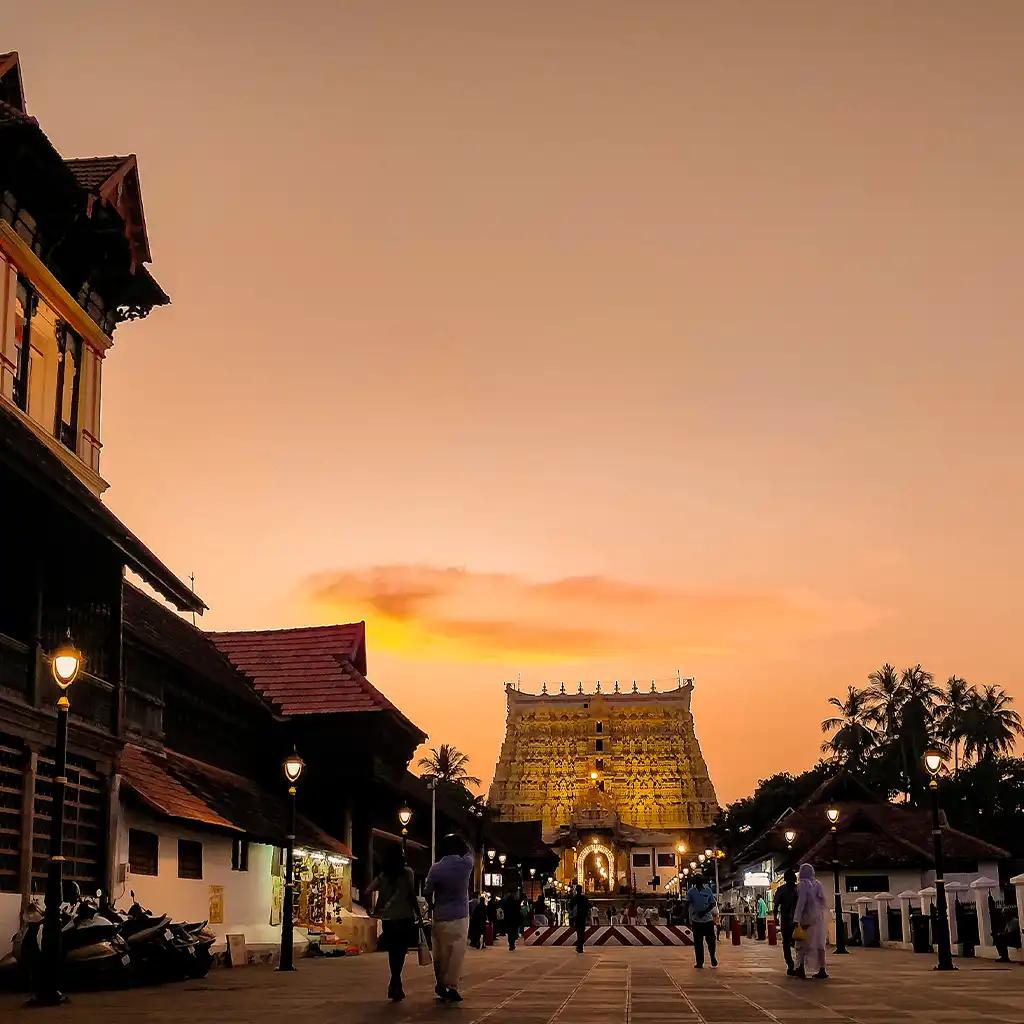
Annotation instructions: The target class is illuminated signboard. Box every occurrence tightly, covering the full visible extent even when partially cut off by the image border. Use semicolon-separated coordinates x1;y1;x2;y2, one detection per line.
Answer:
744;871;771;887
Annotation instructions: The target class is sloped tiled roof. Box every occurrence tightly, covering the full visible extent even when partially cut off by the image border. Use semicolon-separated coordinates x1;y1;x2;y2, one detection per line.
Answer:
65;155;131;191
734;775;1009;870
123;584;266;712
208;625;426;739
120;743;352;857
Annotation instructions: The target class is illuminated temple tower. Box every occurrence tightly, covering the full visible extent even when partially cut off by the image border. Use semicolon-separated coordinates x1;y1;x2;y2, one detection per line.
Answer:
488;679;719;896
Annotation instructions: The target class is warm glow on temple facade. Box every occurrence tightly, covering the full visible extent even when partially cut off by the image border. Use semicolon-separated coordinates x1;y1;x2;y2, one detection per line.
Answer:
488;679;719;895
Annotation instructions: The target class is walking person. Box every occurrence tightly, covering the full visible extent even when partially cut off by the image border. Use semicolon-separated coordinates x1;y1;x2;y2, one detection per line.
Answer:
793;863;828;980
424;833;475;1002
686;873;718;968
774;869;799;976
568;884;591;953
756;893;769;940
468;893;488;949
501;888;523;950
367;845;418;1001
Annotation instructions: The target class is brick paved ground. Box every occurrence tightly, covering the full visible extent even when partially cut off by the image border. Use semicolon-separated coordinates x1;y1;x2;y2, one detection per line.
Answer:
2;940;1021;1023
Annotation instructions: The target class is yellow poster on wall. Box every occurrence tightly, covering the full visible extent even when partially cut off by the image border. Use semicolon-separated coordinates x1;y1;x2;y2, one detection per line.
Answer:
209;885;224;924
270;875;283;926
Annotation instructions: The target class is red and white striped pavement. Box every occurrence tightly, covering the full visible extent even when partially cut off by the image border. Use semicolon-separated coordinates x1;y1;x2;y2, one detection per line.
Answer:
521;924;694;947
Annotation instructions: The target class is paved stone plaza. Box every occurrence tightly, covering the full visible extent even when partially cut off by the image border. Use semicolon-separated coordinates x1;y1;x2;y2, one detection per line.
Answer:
1;942;1021;1023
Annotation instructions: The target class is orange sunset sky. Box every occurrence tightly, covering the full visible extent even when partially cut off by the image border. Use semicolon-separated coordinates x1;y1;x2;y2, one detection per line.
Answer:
11;1;1023;804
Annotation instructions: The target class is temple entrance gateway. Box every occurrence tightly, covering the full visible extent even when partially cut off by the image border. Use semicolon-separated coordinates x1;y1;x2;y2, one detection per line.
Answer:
576;843;615;892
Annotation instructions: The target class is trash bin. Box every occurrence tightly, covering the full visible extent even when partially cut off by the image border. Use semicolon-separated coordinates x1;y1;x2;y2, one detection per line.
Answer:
911;913;932;953
860;914;879;948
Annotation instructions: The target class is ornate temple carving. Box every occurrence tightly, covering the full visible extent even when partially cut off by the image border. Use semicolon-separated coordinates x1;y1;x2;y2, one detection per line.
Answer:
488;680;719;842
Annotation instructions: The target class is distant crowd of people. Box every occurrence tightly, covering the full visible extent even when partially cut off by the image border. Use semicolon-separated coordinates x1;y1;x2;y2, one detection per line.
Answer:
368;838;834;1003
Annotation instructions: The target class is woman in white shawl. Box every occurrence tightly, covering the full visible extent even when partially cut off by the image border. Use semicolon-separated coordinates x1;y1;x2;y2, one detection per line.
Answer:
793;863;828;979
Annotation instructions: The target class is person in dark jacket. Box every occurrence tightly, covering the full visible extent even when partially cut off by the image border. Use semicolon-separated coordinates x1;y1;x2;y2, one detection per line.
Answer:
774;869;800;975
367;845;419;1001
468;894;488;949
568;885;592;953
501;889;523;950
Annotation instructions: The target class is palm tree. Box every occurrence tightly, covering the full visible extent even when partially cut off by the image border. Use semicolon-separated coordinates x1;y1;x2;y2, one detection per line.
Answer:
897;664;943;799
938;676;975;773
961;685;1024;763
821;686;877;765
865;664;902;735
418;744;481;789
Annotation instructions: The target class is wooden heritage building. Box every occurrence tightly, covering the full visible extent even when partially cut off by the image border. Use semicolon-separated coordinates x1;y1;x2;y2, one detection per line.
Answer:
0;52;447;951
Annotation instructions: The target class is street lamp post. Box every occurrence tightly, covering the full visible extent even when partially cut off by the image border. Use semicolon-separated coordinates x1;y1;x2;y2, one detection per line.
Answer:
675;842;687;891
279;749;305;972
469;802;485;888
32;635;82;1006
784;829;796;849
705;848;720;893
398;805;413;855
924;749;956;971
426;778;437;864
825;806;848;954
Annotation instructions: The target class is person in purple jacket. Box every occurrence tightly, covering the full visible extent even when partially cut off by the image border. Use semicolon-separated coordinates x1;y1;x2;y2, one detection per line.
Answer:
424;833;475;1002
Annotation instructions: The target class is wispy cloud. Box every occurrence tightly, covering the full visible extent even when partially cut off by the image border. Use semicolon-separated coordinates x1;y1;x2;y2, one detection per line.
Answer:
303;565;874;663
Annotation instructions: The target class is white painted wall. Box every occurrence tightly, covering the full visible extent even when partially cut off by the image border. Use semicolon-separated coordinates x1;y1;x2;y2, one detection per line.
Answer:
0;892;22;956
629;847;681;894
113;807;288;950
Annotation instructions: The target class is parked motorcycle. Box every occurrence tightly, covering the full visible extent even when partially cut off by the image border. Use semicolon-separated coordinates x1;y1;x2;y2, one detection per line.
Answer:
0;886;215;990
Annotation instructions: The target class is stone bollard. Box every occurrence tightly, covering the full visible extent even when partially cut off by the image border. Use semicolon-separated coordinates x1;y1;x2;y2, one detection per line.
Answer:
970;877;1000;960
898;891;918;950
874;893;894;944
1010;874;1024;965
943;881;968;952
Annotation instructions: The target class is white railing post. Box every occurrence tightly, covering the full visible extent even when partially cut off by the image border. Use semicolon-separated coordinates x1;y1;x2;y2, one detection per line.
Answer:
943;881;968;950
1010;874;1024;965
898;891;917;950
874;893;894;944
970;877;999;959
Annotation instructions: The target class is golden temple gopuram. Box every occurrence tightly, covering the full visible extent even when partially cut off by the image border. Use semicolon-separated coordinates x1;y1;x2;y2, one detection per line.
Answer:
488;679;719;894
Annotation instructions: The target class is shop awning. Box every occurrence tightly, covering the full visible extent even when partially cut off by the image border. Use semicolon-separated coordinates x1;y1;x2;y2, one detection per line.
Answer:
120;744;352;858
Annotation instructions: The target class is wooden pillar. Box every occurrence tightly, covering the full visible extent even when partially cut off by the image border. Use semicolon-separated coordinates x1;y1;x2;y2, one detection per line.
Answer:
19;747;38;908
111;566;125;737
28;562;44;708
104;771;121;896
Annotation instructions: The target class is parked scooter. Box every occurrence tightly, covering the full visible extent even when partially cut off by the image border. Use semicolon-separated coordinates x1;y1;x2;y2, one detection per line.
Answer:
0;885;131;990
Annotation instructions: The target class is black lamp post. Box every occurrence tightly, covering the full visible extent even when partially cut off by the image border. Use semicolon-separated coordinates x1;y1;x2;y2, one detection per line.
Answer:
924;748;956;971
398;805;413;854
469;802;485;888
826;805;848;954
31;634;82;1006
278;748;305;972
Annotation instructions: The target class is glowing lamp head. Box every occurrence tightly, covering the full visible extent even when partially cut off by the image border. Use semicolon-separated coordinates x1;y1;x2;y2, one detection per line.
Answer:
698;853;706;863
487;848;496;861
825;806;840;826
676;842;687;855
51;635;82;689
530;867;536;877
690;861;697;870
924;748;944;777
397;805;413;828
498;854;507;866
590;770;598;781
704;848;713;859
282;749;305;784
784;828;797;845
